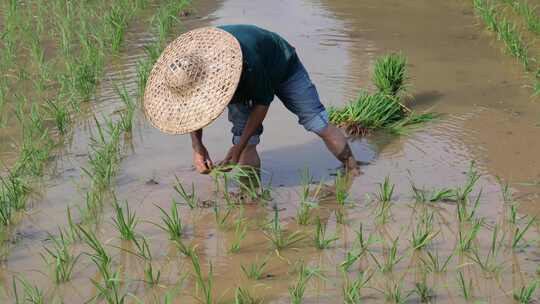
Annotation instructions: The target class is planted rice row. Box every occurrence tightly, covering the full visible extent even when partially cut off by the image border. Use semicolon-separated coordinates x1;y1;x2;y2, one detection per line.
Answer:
11;163;539;302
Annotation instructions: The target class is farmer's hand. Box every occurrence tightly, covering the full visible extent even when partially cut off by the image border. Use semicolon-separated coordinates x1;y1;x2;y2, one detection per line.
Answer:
193;146;213;174
219;145;243;166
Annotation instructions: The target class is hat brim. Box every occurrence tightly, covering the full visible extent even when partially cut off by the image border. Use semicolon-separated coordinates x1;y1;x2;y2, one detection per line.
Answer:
143;27;242;134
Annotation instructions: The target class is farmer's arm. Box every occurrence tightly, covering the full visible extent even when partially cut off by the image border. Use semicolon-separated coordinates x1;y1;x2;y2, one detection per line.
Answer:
221;104;269;165
190;129;214;174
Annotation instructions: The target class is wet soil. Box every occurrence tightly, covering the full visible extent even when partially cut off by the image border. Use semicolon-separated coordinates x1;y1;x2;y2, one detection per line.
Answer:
1;0;540;303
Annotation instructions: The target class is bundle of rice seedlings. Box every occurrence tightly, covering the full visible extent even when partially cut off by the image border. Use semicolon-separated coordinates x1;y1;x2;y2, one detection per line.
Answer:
372;53;408;96
329;53;436;136
328;92;406;136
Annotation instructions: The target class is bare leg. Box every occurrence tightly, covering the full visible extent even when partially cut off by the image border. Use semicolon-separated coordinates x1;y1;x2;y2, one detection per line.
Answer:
238;144;262;190
238;144;260;169
317;124;359;174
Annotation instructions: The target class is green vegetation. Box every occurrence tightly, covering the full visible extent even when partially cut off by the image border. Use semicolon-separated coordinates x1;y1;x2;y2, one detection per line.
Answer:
190;251;214;304
112;199;138;241
313;217;338;249
40;230;81;284
342;270;372;303
264;209;306;250
241;256;269;280
329;53;436;136
457;271;474;301
513;280;538;304
155;202;183;241
296;169;322;225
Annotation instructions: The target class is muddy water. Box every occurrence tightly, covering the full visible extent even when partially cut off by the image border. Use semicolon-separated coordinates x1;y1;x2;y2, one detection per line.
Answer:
2;0;540;303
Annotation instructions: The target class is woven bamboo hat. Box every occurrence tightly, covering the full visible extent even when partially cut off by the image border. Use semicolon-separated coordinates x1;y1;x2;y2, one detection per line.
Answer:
143;27;242;134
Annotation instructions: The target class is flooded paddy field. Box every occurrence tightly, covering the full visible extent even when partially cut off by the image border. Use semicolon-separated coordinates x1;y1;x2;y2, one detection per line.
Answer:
1;0;540;303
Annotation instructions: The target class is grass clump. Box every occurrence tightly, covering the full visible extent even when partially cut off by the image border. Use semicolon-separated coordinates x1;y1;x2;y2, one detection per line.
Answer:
513;280;538;304
154;202;183;241
329;53;436;136
241;256;269;280
264;209;306;251
41;229;81;284
342;270;373;303
296;169;322;225
190;251;214;304
313;217;338;250
112;200;138;241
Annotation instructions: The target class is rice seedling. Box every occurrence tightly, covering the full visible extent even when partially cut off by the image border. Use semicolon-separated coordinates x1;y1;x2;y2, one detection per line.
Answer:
289;262;314;304
335;171;350;205
230;217;247;253
137;59;152;96
414;279;434;303
78;225;111;267
105;3;129;53
454;163;480;203
64;207;82;242
154;202;183;240
313;216;338;250
154;0;191;45
241;256;269;280
234;287;261;304
410;211;438;250
473;0;535;82
190;251;213;304
174;239;197;257
14;277;44;304
354;223;379;251
513;280;538;304
497;18;531;71
457;218;482;252
173;177;198;209
0;171;30;212
233;165;272;202
335;207;346;224
340;250;364;272
41;229;81;283
381;280;413;304
296;201;314;226
511;216;535;249
82;118;121;191
372;53;408;96
468;224;503;274
411;183;454;203
457;271;473;301
497;176;514;204
457;190;482;223
342;270;373;303
78;191;104;226
44;99;70;135
377;176;395;203
115;82;136;133
112;199;138;241
132;236;152;261
419;249;453;273
369;237;404;273
296;169;322;225
505;0;540;34
264;209;306;251
213;205;233;229
143;261;161;286
91;267;126;304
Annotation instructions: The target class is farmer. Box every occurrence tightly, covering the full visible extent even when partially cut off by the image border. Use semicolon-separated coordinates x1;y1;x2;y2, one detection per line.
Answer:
143;24;358;174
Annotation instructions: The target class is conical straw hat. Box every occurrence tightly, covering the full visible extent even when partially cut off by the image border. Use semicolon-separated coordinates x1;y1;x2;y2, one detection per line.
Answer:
143;27;242;134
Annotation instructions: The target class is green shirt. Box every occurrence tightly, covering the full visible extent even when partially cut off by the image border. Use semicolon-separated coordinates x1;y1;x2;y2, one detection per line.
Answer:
218;24;298;105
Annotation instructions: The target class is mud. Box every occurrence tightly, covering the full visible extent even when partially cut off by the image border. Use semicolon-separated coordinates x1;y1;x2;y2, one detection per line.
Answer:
1;0;540;303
